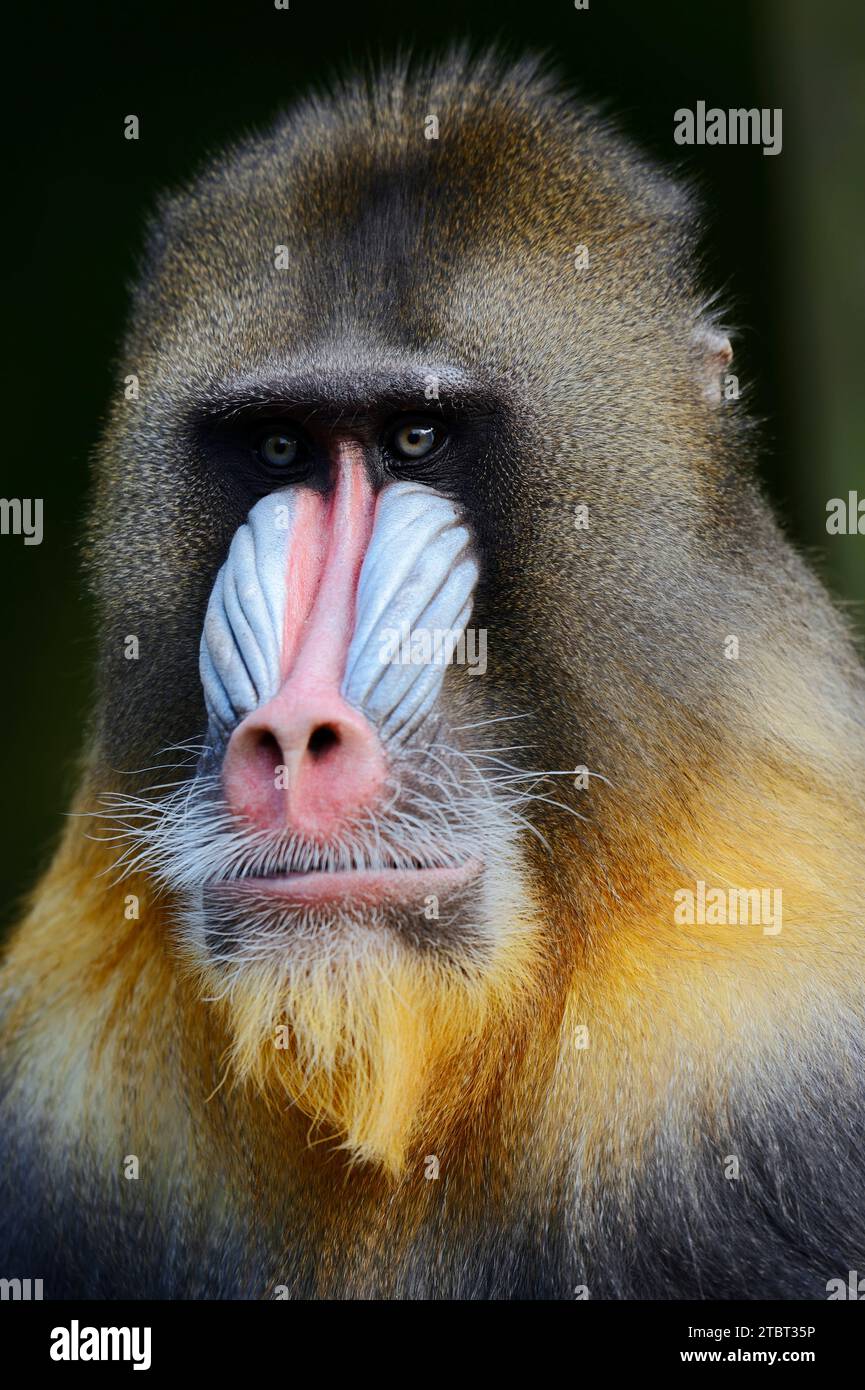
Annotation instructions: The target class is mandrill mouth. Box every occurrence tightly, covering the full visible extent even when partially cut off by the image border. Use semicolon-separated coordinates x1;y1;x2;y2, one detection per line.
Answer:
210;856;484;908
91;718;553;962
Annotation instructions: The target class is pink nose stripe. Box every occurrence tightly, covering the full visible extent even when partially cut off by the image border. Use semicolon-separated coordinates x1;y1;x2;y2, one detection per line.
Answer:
222;444;385;837
280;488;328;681
280;443;376;688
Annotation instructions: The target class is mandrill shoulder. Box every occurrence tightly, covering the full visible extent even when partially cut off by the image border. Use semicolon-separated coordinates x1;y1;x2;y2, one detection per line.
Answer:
0;819;250;1297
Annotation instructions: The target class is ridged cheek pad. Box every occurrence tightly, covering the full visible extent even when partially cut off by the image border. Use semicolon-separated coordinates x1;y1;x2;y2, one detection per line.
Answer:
199;480;479;747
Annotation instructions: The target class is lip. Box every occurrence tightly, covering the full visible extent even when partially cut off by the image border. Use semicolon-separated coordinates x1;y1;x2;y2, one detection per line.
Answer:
209;858;484;908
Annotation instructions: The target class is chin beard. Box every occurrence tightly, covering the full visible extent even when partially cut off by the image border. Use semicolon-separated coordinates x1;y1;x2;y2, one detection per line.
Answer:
93;728;566;1171
176;881;540;1174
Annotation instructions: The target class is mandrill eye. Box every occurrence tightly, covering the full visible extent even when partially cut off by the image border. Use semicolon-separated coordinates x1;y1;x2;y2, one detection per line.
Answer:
390;420;444;461
257;430;300;470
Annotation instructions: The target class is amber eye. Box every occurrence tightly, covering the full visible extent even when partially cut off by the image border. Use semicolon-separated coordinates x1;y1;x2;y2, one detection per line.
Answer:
391;421;443;460
257;431;299;469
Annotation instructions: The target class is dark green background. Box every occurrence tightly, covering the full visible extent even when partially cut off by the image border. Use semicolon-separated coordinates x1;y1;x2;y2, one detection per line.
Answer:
2;0;863;930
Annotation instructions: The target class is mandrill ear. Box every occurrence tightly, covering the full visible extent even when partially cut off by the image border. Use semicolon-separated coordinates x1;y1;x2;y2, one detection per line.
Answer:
693;324;734;404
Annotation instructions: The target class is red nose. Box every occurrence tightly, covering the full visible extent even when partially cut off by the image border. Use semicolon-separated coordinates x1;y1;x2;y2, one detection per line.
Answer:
222;445;385;838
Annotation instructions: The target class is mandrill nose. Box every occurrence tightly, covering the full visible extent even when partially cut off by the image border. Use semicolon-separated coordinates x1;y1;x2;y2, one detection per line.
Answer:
217;441;387;839
222;684;387;838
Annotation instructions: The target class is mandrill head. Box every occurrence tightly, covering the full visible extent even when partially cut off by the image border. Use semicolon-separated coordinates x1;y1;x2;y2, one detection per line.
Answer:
88;52;741;1174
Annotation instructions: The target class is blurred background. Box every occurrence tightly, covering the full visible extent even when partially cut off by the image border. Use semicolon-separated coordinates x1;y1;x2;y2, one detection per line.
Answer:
2;0;863;931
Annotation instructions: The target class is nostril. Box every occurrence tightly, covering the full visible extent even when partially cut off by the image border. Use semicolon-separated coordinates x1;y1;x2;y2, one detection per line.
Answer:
252;730;283;775
224;701;386;834
307;723;340;759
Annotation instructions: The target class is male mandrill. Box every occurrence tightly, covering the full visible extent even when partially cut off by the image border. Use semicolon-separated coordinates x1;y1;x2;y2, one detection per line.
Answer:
1;53;864;1300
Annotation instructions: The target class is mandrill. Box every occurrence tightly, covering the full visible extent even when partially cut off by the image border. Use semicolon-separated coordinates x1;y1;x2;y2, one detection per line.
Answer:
1;52;863;1300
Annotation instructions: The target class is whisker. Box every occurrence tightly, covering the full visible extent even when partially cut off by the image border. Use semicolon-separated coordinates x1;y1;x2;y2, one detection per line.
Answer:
83;718;592;924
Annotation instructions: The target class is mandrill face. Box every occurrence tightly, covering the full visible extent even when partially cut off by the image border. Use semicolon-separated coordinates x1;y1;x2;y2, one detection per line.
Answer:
174;417;542;1005
117;388;541;1170
88;59;717;1167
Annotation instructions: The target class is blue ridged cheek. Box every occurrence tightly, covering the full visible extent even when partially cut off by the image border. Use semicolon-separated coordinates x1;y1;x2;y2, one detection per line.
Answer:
199;481;479;745
342;483;479;743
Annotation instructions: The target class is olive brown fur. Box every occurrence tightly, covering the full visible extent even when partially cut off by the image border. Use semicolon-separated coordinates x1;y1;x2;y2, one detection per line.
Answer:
1;51;863;1299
